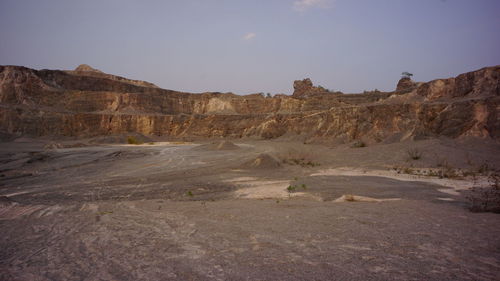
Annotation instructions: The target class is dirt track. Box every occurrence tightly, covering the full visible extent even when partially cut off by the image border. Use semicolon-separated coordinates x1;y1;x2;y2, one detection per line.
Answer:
1;138;499;280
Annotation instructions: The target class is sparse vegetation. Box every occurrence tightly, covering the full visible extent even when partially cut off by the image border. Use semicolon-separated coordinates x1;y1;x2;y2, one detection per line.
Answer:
407;148;422;160
287;181;308;194
467;173;500;213
435;155;449;168
283;158;320;167
393;163;463;179
127;136;143;145
401;72;413;79
402;166;413;175
351;140;366;148
279;148;320;167
186;191;193;197
477;161;491;174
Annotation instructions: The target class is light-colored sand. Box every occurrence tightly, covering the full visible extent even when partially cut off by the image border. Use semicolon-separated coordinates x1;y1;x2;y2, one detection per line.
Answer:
310;167;490;191
333;194;401;203
227;177;318;199
437;189;461;196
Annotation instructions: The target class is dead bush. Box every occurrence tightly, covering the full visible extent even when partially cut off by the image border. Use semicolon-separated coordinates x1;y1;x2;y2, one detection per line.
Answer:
351;140;366;148
407;148;422;160
466;174;500;213
278;147;320;168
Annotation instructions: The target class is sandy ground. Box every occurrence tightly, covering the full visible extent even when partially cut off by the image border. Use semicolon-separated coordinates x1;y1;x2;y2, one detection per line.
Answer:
0;138;499;280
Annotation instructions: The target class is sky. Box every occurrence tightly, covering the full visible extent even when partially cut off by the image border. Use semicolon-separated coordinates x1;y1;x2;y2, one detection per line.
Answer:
0;0;499;94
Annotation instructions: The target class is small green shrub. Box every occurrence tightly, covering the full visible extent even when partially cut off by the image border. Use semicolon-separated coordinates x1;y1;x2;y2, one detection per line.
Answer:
127;136;143;145
186;191;193;197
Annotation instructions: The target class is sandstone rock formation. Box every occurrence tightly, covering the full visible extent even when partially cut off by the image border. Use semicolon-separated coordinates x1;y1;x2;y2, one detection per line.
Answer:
396;77;417;93
0;64;498;142
292;78;337;97
68;64;159;88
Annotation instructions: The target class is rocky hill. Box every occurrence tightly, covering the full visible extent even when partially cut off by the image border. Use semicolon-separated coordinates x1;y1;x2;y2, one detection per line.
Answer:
0;64;498;142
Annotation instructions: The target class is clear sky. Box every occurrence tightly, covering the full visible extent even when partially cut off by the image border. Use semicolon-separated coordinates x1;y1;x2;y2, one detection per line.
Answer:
1;0;499;94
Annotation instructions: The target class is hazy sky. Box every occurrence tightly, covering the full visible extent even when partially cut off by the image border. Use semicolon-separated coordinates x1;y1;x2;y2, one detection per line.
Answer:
1;0;499;94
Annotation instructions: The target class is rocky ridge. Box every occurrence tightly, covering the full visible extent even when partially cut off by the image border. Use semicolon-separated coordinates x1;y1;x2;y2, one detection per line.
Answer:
0;64;499;142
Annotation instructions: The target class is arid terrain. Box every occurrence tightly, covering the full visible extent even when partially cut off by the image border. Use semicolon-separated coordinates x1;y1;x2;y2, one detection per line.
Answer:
1;65;499;280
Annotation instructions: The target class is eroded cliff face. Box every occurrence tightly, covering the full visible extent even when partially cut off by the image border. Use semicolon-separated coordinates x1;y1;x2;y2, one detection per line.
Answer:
0;64;499;142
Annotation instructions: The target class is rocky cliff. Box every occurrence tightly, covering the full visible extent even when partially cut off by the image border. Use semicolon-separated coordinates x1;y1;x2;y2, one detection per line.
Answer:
0;64;499;142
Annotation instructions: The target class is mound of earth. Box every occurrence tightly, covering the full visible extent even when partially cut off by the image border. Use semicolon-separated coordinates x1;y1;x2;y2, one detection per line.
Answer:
242;153;282;169
193;140;240;151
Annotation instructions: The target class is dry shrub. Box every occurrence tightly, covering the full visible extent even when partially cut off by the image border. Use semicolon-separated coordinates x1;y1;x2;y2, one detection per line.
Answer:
467;174;500;213
278;147;320;167
127;136;143;145
407;148;422;160
351;140;366;148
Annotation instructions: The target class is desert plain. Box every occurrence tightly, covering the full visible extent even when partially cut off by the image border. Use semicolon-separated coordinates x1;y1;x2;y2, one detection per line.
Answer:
1;135;499;280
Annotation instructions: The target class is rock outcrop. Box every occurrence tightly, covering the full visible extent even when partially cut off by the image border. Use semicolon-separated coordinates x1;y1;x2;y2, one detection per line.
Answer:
74;64;103;73
292;78;337;97
396;77;417;93
0;64;499;142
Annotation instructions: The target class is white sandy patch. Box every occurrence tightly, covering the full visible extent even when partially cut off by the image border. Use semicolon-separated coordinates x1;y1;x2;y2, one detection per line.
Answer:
333;194;401;203
311;167;489;191
437;197;455;201
1;191;31;197
118;142;194;147
437;189;461;196
226;177;259;182
227;178;311;199
80;203;99;212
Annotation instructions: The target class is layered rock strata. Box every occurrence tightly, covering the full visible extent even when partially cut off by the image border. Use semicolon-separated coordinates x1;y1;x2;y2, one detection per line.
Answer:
0;65;498;141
